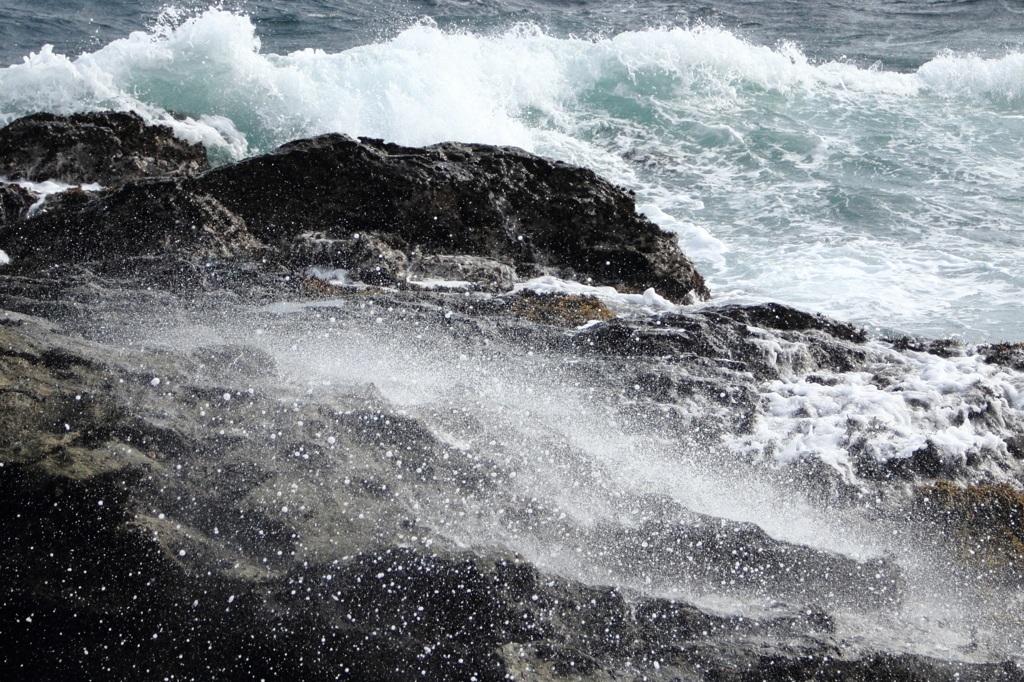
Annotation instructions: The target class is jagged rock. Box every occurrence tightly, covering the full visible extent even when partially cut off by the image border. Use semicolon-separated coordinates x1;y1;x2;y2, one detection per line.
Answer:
912;481;1024;586
505;290;616;326
1;126;707;301
291;231;410;285
713;301;868;343
0;178;262;265
0;183;34;225
197;134;709;301
980;342;1024;372
572;302;870;380
408;253;518;291
0;111;209;185
190;344;278;382
1;307;1017;682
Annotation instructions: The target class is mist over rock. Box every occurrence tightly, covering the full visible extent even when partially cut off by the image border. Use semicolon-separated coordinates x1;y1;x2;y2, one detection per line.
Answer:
1;112;1023;681
0;111;210;185
1;278;1021;680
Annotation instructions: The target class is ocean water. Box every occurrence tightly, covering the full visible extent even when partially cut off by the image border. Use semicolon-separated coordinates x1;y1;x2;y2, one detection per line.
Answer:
2;0;1024;341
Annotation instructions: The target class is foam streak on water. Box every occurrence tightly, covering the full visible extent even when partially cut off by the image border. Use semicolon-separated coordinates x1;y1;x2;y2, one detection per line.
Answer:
2;8;1024;341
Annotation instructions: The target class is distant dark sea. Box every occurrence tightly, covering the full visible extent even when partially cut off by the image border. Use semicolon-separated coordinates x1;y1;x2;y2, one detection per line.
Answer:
3;0;1024;341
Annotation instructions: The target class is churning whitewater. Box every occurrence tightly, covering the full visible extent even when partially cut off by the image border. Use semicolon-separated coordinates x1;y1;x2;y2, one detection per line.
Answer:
3;6;1024;341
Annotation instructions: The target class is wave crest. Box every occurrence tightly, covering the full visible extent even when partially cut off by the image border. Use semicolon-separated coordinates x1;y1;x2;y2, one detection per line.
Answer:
2;10;1021;162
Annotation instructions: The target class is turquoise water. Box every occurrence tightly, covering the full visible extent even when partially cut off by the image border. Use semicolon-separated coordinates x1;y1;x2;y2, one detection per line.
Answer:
2;1;1024;341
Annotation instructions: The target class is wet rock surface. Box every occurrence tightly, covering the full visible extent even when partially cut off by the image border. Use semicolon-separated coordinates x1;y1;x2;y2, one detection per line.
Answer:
1;113;1023;680
0;183;34;225
2;277;1023;681
0;111;209;185
1;114;708;302
1;177;263;265
198;135;709;301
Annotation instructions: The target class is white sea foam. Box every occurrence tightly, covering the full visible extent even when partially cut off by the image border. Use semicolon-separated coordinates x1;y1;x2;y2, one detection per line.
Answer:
514;276;677;313
918;51;1024;102
409;279;475;291
728;338;1024;482
306;266;352;286
637;204;726;268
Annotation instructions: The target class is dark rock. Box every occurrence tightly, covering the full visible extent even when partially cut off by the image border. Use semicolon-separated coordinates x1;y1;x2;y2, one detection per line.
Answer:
0;111;209;185
890;335;966;358
585;511;904;608
980;342;1024;371
1;129;706;301
715;301;868;342
1007;434;1024;460
197;134;709;301
574;303;869;380
190;344;277;381
0;273;1022;680
408;253;518;291
0;183;35;226
912;482;1024;586
291;231;410;285
505;289;616;326
1;178;262;265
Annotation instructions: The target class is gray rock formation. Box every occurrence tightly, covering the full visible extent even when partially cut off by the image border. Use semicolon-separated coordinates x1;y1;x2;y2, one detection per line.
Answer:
0;112;1022;681
1;282;1021;681
408;254;518;291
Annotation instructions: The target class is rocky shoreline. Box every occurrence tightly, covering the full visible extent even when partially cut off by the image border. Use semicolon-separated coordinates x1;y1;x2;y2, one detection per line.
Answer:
1;112;1022;681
